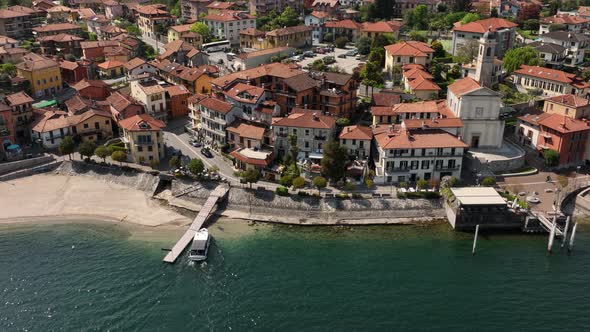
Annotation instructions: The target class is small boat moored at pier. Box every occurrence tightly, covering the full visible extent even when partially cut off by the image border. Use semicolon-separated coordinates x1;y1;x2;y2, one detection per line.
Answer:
188;228;210;262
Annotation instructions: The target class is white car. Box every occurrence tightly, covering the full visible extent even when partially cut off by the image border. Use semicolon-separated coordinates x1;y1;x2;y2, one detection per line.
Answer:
526;196;540;204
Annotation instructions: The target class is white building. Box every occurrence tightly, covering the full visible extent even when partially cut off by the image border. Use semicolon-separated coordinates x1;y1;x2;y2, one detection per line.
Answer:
447;77;504;149
539;14;589;35
129;78;167;122
30;110;71;149
202;10;256;46
124;57;157;79
537;31;590;67
373;125;467;184
199;97;237;145
304;11;329;41
339;125;372;159
512;65;590;98
451;18;517;59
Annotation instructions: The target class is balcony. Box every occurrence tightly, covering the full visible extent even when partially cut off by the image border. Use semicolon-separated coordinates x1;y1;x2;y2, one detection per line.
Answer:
134;140;154;146
435;165;460;171
314;135;326;140
387;167;411;173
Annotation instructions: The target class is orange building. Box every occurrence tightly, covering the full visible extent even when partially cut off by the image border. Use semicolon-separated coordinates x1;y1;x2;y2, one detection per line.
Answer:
165;85;191;119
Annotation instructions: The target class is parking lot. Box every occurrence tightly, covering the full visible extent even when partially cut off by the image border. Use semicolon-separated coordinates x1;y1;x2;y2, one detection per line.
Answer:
298;46;365;74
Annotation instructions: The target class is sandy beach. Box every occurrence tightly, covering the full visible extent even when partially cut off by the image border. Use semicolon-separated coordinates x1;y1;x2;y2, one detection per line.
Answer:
0;174;192;227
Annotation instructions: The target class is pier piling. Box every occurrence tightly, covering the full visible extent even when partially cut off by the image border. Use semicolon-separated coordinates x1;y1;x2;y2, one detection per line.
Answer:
548;217;556;253
472;224;479;255
561;216;570;248
568;223;578;253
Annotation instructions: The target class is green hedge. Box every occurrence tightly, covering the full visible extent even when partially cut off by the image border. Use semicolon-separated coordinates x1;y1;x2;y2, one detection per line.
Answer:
276;186;289;196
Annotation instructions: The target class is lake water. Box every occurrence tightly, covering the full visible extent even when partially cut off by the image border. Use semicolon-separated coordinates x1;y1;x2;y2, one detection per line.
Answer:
1;220;589;331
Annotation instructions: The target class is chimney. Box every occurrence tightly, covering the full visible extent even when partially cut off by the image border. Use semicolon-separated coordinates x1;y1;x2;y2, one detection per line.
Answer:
421;120;426;129
312;112;319;121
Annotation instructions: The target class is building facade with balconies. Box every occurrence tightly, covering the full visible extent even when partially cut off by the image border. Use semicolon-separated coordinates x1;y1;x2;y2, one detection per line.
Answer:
119;114;166;164
199;97;237;145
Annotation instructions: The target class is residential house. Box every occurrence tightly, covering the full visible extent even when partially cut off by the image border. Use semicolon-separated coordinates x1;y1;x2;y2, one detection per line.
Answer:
80;40;119;61
244;25;313;50
239;28;266;49
512;65;590;97
69;109;114;142
0;8;33;39
543;94;590;119
372;125;467;184
46;5;72;23
136;4;175;39
539;14;589;35
16;53;62;98
187;93;208;131
537;31;590;67
37;33;83;57
5;91;34;142
85;15;111;38
402;65;440;100
181;0;212;19
207;1;236;14
71;79;110;101
124;57;157;79
223;82;270;122
451;18;517;58
130;77;167;122
0;41;26;64
60;60;89;84
272;109;336;160
153;60;219;94
167;24;203;48
227;119;274;172
311;0;341;17
199;97;236;145
30;109;71;149
157;40;209;66
304;11;329;40
371;100;454;126
97;60;125;78
0;102;14;158
322;20;362;43
64;94;110;115
339;125;372;159
165;85;191;119
202;10;256;46
314;71;357;117
392;0;439;18
99;25;126;40
384;41;434;74
32;23;81;38
107;91;145;121
104;0;124;20
249;0;303;17
118;114;166;164
528;41;567;68
360;20;403;40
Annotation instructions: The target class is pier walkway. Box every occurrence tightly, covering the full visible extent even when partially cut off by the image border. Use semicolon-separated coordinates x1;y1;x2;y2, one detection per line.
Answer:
534;212;564;237
163;185;230;263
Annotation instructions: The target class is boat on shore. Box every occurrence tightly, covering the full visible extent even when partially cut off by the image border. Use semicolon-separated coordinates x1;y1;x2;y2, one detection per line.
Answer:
188;228;210;262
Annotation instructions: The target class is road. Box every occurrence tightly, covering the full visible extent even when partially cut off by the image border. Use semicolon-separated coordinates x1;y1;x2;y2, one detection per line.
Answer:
140;33;165;53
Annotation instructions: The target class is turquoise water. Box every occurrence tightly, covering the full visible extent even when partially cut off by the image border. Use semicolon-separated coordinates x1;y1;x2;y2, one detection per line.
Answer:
1;221;589;331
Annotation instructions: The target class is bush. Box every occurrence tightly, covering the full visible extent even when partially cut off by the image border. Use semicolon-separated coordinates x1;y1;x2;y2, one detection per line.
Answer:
335;36;348;48
276;186;289;196
345;182;356;191
481;176;496;187
352;193;363;199
416;178;428;190
398;191;441;199
543;149;560;167
188;159;204;174
364;178;374;188
292;176;305;189
279;174;293;187
169;156;181;168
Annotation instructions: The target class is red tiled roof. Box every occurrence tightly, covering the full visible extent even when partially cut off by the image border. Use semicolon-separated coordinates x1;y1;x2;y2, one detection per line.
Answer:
448;77;482;96
33;23;80;33
223;83;265;103
60;60;79;71
541;14;589;25
514;65;576;84
539;113;590;134
165;85;190;97
384;41;434;57
136;4;169;15
372;100;451;116
230;148;272;166
452;17;518;33
403;67;433;80
372;91;400;106
200;97;233;114
211;62;303;88
325;19;362;30
97;60;124;69
408;76;441;91
5;91;33;106
118;114;165;131
403;118;463;129
312;0;339;8
545;94;590;108
71;78;108;91
273;109;336;129
124;57;147;70
203;10;253;22
361;20;403;33
375;128;468;149
309;11;329;19
339;125;372;140
227;120;266;140
206;1;235;9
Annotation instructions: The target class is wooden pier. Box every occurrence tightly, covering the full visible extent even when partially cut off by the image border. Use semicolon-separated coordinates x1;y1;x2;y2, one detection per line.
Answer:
163;185;230;263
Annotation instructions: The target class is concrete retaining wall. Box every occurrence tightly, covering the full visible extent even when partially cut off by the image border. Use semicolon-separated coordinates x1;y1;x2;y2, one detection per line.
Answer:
0;154;54;175
0;161;62;181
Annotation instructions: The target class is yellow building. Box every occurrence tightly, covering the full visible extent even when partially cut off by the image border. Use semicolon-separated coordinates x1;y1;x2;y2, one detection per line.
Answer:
543;94;590;119
118;114;166;164
167;24;203;48
70;109;114;142
16;52;62;98
240;26;313;50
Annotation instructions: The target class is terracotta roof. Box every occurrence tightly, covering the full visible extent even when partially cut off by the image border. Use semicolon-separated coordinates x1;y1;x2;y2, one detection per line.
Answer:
38;33;84;43
223;83;265;103
403;67;433;80
339;125;372;140
136;4;169;15
97;60;124;69
452;17;518;33
545;94;590;108
402;63;424;71
5;91;33;106
448;77;482;97
320;71;352;86
403;118;464;129
68;108;112;125
0;35;17;45
266;25;313;37
578;6;590;16
124;57;147;71
16;52;59;71
325;20;362;30
0;9;29;19
47;5;71;12
514;65;577;84
230;148;272;166
541;14;589;25
227;120;266;140
408;76;441;91
283;73;318;92
100;25;126;35
539;31;590;42
206;1;235;9
200;97;233;114
203;10;254;22
372;100;452;117
75;7;96;19
273;109;336;129
72;78;108;91
539;113;590;134
169;24;193;33
188;93;208;104
31;110;70;133
373;91;400;106
240;28;265;36
361;20;403;33
165;84;190;97
375;128;468;150
384;41;434;57
107;91;143;115
119;114;165;131
33;23;80;33
309;11;329;19
211;62;303;88
312;0;339;7
80;40;118;49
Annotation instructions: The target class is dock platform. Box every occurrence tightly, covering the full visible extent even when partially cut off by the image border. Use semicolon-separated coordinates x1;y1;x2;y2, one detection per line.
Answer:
163;185;229;263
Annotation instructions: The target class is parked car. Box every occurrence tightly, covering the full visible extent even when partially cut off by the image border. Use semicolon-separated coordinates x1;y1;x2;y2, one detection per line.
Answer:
345;49;358;56
303;51;315;58
337;54;347;58
323;56;336;64
190;139;202;147
355;54;363;60
292;55;304;61
201;147;213;158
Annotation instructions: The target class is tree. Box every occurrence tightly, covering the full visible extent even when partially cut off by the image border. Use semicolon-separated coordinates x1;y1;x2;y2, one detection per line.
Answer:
491;8;498;17
407;30;427;42
241;169;260;188
292;176;305;190
288;134;299;164
335;36;348;48
460;13;480;25
416;178;428;190
111;150;127;166
169;156;181;168
124;24;141;36
454;39;479;64
320;140;348;182
481;177;496;187
452;0;472;12
523;19;540;31
78;141;96;161
371;33;393;50
431;40;445;58
374;0;394;20
405;4;429;30
517;3;540;22
356;36;371;55
59;136;76;160
94;145;110;163
279;174;293;187
336;117;350;126
543;149;560;167
503;46;543;73
190;22;212;43
188;159;204;174
0;63;16;76
277;6;299;27
323;32;334;43
312;176;327;194
149;159;160;169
